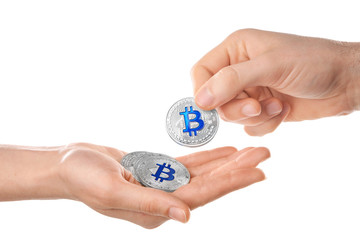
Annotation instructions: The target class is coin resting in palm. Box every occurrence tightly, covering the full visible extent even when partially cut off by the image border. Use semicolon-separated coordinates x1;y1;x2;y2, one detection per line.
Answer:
120;151;190;192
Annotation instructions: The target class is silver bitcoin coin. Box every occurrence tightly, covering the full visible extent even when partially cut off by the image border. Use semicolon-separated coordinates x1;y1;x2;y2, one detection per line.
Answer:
120;151;190;192
121;151;149;182
166;97;219;147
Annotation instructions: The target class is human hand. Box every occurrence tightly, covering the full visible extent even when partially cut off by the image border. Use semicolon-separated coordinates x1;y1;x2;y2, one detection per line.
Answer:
59;143;269;228
192;29;360;136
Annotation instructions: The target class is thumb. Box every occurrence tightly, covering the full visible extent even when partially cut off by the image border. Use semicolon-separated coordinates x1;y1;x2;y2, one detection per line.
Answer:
114;183;190;223
194;58;269;110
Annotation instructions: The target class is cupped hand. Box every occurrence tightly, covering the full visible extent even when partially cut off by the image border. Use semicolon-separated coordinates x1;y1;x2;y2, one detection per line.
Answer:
58;143;269;228
192;29;360;136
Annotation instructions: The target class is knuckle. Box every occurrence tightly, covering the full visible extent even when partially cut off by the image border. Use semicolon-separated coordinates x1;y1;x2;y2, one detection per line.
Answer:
219;114;230;122
227;28;258;41
217;107;231;121
216;66;239;86
226;66;240;85
220;109;236;122
138;197;160;214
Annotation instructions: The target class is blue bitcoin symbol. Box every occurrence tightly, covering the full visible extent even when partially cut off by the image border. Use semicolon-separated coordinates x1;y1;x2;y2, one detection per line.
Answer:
152;163;175;182
179;106;204;136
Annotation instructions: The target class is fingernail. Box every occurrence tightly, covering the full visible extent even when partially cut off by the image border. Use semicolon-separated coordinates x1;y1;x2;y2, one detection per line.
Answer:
265;102;282;116
195;87;214;108
242;104;260;117
169;207;187;223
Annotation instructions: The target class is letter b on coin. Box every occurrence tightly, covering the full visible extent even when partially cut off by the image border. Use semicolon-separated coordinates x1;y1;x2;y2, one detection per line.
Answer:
166;97;219;147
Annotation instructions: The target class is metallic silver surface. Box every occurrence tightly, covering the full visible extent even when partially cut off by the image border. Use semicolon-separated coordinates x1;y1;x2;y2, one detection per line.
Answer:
120;151;149;182
135;153;190;192
166;97;219;147
120;151;190;192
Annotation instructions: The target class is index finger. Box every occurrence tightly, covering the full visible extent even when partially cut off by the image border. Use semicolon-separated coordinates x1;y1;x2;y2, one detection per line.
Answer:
190;32;249;95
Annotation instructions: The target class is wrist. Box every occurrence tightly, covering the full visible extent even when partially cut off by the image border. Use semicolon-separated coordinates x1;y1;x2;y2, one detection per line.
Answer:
29;147;71;200
0;145;70;201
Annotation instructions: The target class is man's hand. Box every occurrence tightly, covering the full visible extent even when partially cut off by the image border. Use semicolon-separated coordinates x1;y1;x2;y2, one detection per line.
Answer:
192;29;360;136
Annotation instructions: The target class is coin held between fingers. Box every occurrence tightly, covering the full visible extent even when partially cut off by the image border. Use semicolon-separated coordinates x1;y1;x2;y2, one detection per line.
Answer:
166;97;219;147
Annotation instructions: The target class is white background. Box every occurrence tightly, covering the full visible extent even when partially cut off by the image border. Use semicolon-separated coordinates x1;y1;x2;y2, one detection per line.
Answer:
1;1;360;239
